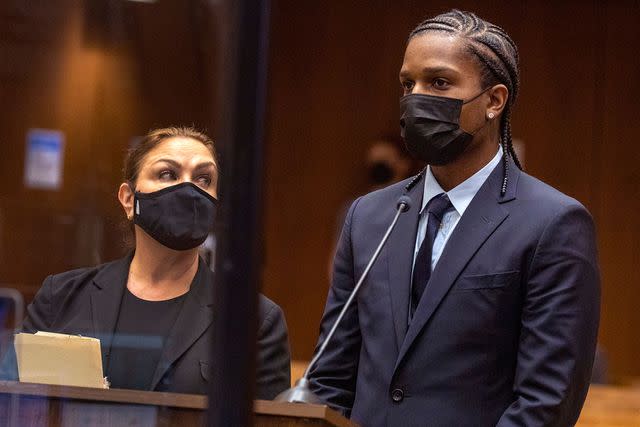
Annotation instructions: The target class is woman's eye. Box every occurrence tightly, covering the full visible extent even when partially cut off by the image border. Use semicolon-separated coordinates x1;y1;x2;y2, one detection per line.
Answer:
433;78;449;89
195;175;212;187
159;170;177;181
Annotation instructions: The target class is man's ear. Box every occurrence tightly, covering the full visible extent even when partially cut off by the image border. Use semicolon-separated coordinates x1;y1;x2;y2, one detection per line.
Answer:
486;84;509;119
118;182;135;220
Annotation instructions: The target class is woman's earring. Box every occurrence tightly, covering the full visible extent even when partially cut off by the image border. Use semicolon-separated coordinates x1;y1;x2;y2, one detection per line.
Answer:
487;112;495;119
127;213;133;221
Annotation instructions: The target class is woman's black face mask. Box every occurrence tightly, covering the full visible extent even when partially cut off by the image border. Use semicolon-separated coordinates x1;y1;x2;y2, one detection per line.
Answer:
132;182;218;251
400;88;489;165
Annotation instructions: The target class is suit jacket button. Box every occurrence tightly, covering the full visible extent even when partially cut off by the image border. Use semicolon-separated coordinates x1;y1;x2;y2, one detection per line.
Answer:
391;388;404;402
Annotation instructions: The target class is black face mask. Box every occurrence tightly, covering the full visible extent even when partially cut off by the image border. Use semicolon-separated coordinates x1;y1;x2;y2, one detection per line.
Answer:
133;182;218;251
400;89;488;165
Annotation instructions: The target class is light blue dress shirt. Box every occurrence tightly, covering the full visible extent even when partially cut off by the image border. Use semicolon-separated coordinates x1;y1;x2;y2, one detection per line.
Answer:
412;145;503;273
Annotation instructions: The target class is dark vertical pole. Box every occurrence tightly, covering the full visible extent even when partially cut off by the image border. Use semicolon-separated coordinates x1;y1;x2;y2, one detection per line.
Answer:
208;0;271;426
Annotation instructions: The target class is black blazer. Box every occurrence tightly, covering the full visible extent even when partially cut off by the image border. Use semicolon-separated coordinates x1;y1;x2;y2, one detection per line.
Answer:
309;157;600;427
3;254;291;399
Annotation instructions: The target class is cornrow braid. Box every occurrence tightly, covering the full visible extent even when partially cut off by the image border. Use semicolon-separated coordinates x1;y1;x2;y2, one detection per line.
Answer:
410;9;522;196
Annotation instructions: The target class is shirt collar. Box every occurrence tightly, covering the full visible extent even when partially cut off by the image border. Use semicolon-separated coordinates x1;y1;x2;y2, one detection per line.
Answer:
421;145;503;216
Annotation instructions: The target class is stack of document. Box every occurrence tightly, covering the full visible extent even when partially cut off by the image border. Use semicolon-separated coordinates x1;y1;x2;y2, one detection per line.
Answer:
14;331;109;389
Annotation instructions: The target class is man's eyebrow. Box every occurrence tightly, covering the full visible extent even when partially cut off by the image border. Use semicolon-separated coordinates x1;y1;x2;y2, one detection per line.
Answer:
422;66;458;74
400;65;458;79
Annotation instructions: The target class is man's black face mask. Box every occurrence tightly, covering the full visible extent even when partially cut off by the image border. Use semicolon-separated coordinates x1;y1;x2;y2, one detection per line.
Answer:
400;88;489;165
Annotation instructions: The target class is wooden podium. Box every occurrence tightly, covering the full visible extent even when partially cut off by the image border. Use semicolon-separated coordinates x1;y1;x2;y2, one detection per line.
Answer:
3;381;639;426
0;381;356;427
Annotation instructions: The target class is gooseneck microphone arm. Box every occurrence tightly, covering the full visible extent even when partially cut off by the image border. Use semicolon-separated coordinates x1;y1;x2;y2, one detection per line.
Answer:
303;195;412;379
276;195;412;404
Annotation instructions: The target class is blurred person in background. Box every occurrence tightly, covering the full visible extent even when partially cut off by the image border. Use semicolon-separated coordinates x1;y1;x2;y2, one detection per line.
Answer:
330;137;418;273
365;137;417;192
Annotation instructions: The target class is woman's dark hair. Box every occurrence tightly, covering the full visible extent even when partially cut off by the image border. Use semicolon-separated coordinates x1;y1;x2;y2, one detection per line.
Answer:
410;9;521;195
123;126;218;187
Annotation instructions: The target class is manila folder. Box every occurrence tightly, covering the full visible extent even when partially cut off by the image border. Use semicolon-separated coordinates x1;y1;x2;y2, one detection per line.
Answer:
14;331;107;388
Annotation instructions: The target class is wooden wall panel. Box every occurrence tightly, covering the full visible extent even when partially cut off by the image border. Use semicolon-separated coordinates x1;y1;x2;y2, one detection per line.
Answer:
263;0;397;360
512;1;601;208
0;0;136;292
597;1;640;380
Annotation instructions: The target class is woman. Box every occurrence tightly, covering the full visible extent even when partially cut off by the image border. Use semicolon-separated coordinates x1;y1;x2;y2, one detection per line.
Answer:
10;127;291;399
308;9;599;427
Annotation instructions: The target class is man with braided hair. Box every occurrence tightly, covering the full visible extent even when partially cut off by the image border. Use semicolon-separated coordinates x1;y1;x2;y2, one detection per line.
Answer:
308;9;599;427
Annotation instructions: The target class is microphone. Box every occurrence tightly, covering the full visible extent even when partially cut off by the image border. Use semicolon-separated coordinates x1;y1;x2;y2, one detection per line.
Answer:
275;195;412;404
396;195;411;212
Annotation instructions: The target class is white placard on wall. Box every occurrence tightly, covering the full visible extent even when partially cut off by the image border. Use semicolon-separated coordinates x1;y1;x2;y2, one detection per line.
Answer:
24;129;65;190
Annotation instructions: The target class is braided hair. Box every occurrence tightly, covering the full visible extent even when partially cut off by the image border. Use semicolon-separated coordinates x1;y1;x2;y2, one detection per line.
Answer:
410;9;522;195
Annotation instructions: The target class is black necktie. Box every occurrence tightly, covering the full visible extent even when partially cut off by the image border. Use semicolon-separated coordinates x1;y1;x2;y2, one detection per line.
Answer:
411;193;453;317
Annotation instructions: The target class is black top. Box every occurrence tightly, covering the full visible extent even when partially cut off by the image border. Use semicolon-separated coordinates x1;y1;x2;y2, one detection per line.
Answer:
106;288;187;390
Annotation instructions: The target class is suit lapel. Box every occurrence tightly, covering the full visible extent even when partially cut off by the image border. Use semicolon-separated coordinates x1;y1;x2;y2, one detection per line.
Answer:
387;173;425;351
150;259;214;390
90;253;133;370
395;159;518;370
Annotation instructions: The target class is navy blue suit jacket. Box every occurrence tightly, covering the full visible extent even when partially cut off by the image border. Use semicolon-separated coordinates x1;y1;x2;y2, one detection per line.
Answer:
309;158;600;427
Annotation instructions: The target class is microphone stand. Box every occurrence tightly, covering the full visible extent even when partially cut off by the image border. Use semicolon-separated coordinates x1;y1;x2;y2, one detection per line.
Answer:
275;196;412;404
